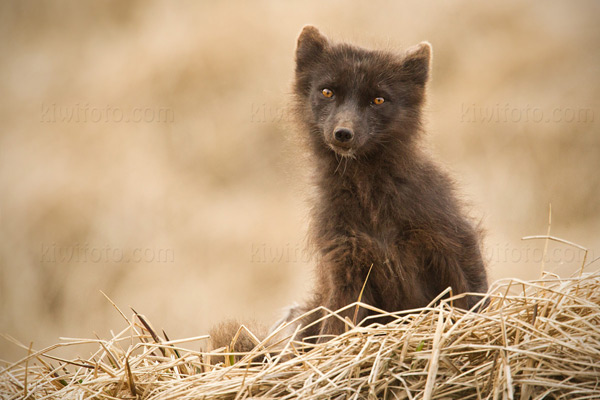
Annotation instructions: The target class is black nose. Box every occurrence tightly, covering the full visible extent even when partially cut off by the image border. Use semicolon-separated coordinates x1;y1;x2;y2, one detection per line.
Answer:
334;128;354;143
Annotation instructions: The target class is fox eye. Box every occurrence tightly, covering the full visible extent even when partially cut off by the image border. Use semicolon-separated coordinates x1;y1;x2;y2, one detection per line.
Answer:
321;88;334;98
373;97;385;105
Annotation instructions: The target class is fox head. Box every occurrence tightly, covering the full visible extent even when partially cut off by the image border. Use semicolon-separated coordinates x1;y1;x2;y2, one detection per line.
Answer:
293;26;431;159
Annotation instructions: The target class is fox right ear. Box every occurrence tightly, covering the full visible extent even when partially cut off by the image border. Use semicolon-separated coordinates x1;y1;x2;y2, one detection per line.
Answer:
295;25;328;72
400;42;432;85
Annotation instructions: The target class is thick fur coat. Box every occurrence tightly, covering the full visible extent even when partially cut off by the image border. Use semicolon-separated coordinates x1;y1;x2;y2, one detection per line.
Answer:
280;26;488;340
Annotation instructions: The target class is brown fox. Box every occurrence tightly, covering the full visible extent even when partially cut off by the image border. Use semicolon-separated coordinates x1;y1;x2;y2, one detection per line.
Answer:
211;26;488;352
272;26;488;341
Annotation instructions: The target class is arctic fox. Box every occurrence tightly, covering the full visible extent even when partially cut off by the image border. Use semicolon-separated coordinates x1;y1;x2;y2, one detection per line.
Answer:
276;26;488;340
210;26;488;352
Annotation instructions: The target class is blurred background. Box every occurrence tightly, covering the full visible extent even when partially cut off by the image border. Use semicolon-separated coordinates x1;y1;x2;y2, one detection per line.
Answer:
1;1;598;362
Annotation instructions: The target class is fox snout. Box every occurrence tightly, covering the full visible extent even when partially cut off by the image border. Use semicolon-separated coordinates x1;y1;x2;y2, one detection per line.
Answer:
328;125;357;155
333;127;354;145
328;123;362;156
326;108;363;155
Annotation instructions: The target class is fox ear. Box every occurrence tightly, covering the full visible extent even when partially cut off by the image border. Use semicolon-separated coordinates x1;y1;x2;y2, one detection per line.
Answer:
296;25;328;73
400;42;432;85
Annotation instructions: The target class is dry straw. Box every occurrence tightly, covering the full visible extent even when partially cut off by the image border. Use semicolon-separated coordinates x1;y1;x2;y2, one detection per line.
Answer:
2;268;600;399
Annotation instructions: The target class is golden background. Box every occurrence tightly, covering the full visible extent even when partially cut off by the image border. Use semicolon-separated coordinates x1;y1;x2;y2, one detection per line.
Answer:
1;1;598;362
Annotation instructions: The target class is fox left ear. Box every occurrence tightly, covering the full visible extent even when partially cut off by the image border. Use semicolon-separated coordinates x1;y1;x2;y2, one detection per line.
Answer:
400;42;432;85
296;25;329;73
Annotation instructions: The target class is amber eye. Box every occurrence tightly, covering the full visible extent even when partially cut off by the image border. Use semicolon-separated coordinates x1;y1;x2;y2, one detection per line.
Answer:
321;88;334;98
373;97;385;105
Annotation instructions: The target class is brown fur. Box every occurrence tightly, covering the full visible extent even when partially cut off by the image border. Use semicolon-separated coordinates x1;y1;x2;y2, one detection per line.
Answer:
277;26;488;341
208;26;489;351
208;319;266;364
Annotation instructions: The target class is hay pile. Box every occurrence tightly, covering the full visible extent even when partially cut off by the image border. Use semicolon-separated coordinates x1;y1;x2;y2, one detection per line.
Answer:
2;271;600;400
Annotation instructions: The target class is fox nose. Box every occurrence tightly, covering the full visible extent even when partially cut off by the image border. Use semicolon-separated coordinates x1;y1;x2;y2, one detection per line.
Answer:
333;127;354;143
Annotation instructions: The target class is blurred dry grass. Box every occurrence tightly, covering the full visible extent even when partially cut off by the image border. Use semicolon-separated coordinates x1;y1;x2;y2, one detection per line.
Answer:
0;1;598;363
